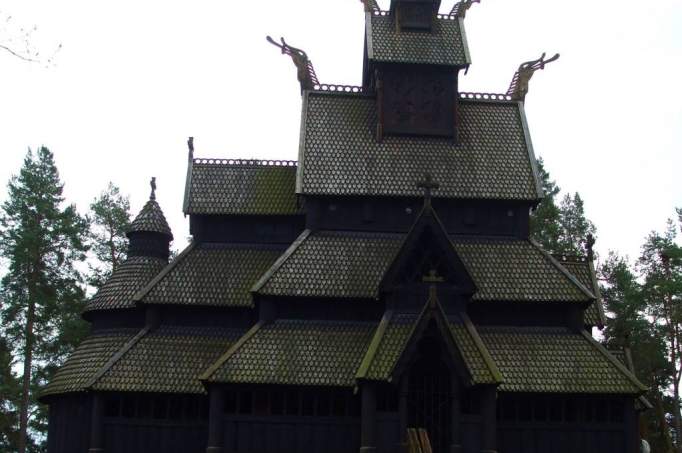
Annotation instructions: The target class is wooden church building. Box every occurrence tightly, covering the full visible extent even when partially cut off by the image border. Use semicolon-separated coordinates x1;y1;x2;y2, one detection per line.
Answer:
43;1;647;452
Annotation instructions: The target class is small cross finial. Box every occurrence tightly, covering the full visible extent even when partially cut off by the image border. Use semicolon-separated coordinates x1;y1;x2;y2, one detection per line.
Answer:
417;173;439;208
150;177;157;201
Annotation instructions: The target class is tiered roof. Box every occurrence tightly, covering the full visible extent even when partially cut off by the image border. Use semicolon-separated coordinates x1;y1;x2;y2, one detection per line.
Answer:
365;13;470;66
298;94;541;200
128;198;173;239
184;159;300;215
254;230;594;303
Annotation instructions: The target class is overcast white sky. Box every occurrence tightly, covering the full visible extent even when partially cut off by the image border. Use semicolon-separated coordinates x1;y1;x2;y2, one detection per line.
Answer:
1;0;681;262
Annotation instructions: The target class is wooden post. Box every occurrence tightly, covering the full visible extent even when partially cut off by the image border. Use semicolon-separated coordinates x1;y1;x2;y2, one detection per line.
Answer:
399;378;408;453
360;382;377;453
88;393;104;453
480;386;497;453
450;382;462;453
624;397;638;453
206;386;224;453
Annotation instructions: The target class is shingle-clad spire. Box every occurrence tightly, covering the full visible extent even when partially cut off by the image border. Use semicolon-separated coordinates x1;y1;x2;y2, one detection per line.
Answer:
127;177;173;240
126;177;173;261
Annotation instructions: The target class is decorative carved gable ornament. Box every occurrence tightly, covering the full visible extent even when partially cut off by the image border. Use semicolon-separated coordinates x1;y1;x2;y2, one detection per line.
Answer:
267;36;320;92
506;52;560;102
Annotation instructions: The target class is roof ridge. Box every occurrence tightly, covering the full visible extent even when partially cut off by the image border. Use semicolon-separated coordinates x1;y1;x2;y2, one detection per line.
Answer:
251;229;311;294
530;239;596;300
84;326;151;389
458;312;503;384
133;241;198;303
356;310;393;382
199;321;264;382
579;330;648;393
192;157;297;168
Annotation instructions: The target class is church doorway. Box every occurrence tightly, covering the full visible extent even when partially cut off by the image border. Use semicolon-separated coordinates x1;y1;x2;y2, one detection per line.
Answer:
407;334;452;453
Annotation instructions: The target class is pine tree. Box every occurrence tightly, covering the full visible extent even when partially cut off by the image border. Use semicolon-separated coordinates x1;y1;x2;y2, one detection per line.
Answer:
557;192;597;255
638;219;682;451
600;252;674;452
529;157;562;252
88;183;131;288
0;147;88;453
0;335;20;451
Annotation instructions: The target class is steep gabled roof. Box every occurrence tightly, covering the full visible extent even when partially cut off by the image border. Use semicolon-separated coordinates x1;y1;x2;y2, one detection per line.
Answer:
366;14;470;67
84;256;167;313
253;230;400;299
298;93;542;201
91;326;244;394
554;255;606;328
380;204;475;294
40;328;139;399
201;320;377;387
254;231;594;303
135;241;285;308
184;158;300;215
478;326;647;394
356;292;501;386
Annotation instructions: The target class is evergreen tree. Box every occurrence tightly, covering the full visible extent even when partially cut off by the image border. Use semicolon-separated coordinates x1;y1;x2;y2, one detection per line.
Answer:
530;157;562;252
638;219;682;451
88;183;131;288
600;252;674;452
0;335;20;451
557;192;596;255
0;147;88;453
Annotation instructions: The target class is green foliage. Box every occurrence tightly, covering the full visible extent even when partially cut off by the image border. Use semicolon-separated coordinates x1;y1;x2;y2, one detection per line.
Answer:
0;147;89;452
530;158;596;255
0;335;20;451
600;215;682;451
87;183;131;288
529;157;562;252
557;192;596;255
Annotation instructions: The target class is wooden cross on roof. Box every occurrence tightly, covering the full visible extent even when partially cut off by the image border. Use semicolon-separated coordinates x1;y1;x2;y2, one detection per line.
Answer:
417;173;439;209
150;177;157;201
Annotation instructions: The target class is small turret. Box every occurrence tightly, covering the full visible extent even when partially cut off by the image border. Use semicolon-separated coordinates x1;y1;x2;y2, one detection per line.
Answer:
127;177;173;261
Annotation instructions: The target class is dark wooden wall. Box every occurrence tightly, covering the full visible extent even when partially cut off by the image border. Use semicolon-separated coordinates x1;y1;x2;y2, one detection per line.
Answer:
497;393;636;453
47;394;91;453
305;196;531;237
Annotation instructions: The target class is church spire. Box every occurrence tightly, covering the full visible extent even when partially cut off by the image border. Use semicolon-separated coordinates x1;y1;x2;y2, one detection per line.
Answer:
127;177;173;261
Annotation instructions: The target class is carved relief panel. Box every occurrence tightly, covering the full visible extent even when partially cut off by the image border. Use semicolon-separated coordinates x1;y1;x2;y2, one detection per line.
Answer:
381;67;455;137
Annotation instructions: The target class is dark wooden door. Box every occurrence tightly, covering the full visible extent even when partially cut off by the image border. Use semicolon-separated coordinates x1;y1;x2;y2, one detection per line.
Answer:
407;338;452;453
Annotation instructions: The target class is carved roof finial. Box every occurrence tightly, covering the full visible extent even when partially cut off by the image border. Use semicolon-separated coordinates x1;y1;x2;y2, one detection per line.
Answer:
450;0;480;18
417;173;440;210
266;36;320;92
506;52;560;101
586;233;595;260
150;177;157;201
360;0;380;13
187;137;194;161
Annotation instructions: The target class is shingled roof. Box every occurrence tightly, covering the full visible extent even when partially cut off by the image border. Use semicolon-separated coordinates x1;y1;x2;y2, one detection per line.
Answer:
136;242;285;308
357;309;500;385
202;320;377;387
41;328;138;398
254;231;594;303
554;255;606;327
91;326;244;394
478;326;646;394
84;256;167;313
184;159;300;215
298;93;541;201
128;199;173;239
366;14;470;66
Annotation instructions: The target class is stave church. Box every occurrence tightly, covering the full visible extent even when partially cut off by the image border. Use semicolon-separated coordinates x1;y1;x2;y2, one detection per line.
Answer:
43;1;648;452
